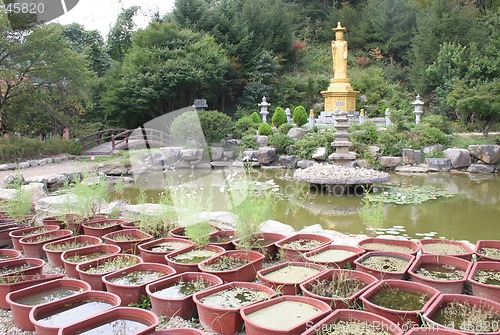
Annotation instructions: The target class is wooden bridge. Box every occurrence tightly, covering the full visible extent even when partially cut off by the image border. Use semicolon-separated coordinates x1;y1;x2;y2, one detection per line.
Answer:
81;128;171;155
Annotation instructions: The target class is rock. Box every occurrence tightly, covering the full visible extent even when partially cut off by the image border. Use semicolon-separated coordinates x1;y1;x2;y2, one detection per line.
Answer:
180;149;204;161
173;160;193;169
297;160;315;169
260;220;295;234
256;135;269;147
223;151;234;160
211;162;231;168
426;158;452;172
356;159;372;169
402;149;422;165
443;148;471;168
278;155;298;168
17;162;30;169
0;189;17;200
37;194;77;212
242;150;258;162
210;147;224;161
379;156;402;168
467;164;496;174
423;144;444;155
468;145;500;164
52;156;64;163
194;162;213;170
257;147;276;165
21;183;49;202
0;163;15;171
25;176;48;185
293;163;390;184
395;165;430;173
98;201;123;216
367;146;380;157
4;174;25;187
97;164;128;176
312;147;327;161
28;160;41;167
199;211;237;230
160;147;181;161
287;127;308;139
300;224;325;234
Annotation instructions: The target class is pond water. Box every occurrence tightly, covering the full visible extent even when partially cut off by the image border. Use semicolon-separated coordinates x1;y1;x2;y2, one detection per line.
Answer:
120;169;500;243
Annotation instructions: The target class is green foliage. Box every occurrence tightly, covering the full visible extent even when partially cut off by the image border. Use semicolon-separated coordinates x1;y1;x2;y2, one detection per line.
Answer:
234;116;257;139
258;123;273;136
272;107;287;127
170;110;233;146
292;106;308;127
185;221;212;245
449;134;500;149
250;112;262;124
128;295;151;309
377;126;410;156
63;174;109;217
293;130;334;159
359;195;385;234
241;134;258;150
106;7;139;62
424;150;445;158
2;180;34;223
409;124;450;147
350;122;378;145
268;133;294;155
134;191;176;238
421;114;451;134
366;184;454;205
198;110;234;145
278;123;293;135
0;138;80;163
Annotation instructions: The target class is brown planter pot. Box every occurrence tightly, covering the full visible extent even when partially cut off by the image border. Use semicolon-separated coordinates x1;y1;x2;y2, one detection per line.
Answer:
57;307;159;335
406;326;472;335
61;244;121;278
9;225;60;251
139;237;194;264
0;224;23;246
146;272;223;320
420;238;474;260
198;250;265;282
358;237;421;256
257;262;327;295
81;219;125;238
0;248;22;260
354;251;415;280
193;281;276;335
467;261;500;301
168;226;189;239
19;229;73;258
301;309;404;335
41;216;64;228
42;235;102;268
300;269;379;309
303;244;365;269
102;229;153;254
76;253;143;290
232;232;286;260
275;233;333;262
0;257;45;276
65;215;107;235
5;278;91;331
149;329;206;334
408;254;472;294
475;240;500;261
102;262;176;306
0;274;64;309
166;245;226;273
209;230;236;250
359;279;441;327
240;295;331;335
29;290;121;335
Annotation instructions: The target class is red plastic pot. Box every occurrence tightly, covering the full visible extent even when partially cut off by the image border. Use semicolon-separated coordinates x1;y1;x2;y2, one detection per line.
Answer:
139;237;194;264
301;309;404;335
233;232;286;260
43;235;102;268
475;240;500;261
405;327;467;335
61;244;121;278
0;224;22;246
359;279;441;327
423;294;500;335
199;250;265;282
275;233;333;262
102;229;153;254
354;251;415;280
240;295;331;335
19;229;73;258
9;225;60;251
408;254;472;294
146;272;223;320
0;274;64;309
81;219;125;237
166;244;225;273
57;307;159;335
209;230;236;250
193;281;276;335
168;226;189;239
300;269;379;309
467;261;500;301
0;248;22;260
0;257;45;276
420;238;474;260
76;253;143;290
257;261;327;295
5;278;91;331
358;237;421;256
29;290;121;335
303;244;365;269
41;216;64;228
64;215;107;235
102;262;176;306
149;329;205;334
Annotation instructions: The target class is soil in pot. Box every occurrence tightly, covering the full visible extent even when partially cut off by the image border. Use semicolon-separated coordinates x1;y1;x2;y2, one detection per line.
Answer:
81;255;140;275
152;277;212;299
368;286;431;311
170;249;219;264
263;264;322;283
307;272;368;301
477;247;500;260
313;320;394;335
107;270;166;286
280;239;324;251
306;249;359;263
0;263;34;276
44;237;97;252
200;255;247;271
148;241;192;253
360;242;415;254
360;255;409;272
474;269;500;286
199;286;270;309
415;264;465;281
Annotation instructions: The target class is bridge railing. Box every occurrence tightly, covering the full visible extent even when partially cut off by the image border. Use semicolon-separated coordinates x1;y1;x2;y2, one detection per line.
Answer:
81;128;171;153
81;128;128;153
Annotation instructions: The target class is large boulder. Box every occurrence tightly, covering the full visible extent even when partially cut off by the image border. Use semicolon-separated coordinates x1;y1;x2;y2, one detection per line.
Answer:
210;147;224;161
423;144;444;155
367;146;380;157
257;147;276;165
443;148;471;168
426;158;452;172
468;145;500;164
260;220;295;234
4;174;25;187
256;135;269;147
0;163;15;171
287;127;308;139
297;160;315;169
312;147;327;161
379;156;402;168
467;164;496;174
180;149;204;161
402;149;422;165
21;183;49;202
242;150;258;162
278;155;298;168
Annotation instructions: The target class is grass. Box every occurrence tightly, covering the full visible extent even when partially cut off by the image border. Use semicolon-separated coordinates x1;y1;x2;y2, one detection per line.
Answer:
0;137;80;163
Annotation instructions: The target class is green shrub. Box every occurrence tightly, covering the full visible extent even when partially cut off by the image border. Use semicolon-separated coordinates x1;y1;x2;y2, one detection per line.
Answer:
278;123;293;135
292;106;308;127
409;125;450;147
293;130;334;159
0;137;81;163
377;127;410;156
258;123;273;136
241;134;258;150
234;116;257;139
250;112;262;124
424;150;445;158
171;110;234;146
421;114;451;134
272;107;287;127
449;134;500;148
350;122;378;145
269;133;294;155
198;110;234;145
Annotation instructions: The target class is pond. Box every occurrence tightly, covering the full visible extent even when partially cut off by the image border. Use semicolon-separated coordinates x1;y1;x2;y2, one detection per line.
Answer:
119;168;500;243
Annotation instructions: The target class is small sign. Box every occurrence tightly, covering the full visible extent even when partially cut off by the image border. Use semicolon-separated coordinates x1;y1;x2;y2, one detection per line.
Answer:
335;101;345;106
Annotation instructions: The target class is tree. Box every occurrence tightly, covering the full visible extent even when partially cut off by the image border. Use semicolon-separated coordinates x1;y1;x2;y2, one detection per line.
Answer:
272;107;288;127
106;6;139;62
292;105;308;127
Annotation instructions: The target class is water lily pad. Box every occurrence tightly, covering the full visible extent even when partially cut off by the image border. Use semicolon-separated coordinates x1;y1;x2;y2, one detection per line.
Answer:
392;225;405;229
366;184;454;205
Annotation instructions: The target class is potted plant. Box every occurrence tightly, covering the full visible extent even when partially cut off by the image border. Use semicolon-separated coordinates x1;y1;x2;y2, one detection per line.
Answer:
41;215;64;228
405;327;467;335
303;244;365;269
408;254;472;294
193;281;276;335
0;257;45;276
61;244;121;278
467;261;500;301
5;278;91;331
1;183;34;225
29;290;121;335
233;232;286;260
57;307;159;335
146;272;223;320
359;279;441;327
420;239;474;260
42;235;102;268
0;274;65;308
475;240;500;261
209;229;236;250
276;233;333;261
0;248;22;260
102;229;153;254
198;250;265;282
81;218;126;238
166;244;225;273
169;226;189;239
0;224;23;246
9;225;60;251
102;262;176;306
240;295;331;335
138;237;194;264
257;262;326;295
358;237;421;255
300;269;378;309
149;329;205;334
19;229;73;258
354;251;415;280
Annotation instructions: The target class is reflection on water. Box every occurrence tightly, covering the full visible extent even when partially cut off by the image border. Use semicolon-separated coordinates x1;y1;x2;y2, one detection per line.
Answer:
119;169;499;243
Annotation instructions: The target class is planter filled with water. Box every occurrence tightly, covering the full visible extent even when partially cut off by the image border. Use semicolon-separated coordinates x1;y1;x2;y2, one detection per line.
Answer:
358;237;421;256
9;225;60;251
166;245;225;273
354;251;415;280
303;244;365;269
43;235;102;268
61;244;121;278
275;233;333;262
468;261;500;301
475;240;500;261
420;239;474;261
198;250;264;282
138;237;194;264
19;229;73;258
233;232;285;260
0;274;64;309
102;229;153;254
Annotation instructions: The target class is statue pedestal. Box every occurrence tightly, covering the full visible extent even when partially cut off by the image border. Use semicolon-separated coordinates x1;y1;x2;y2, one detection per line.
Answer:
321;78;359;113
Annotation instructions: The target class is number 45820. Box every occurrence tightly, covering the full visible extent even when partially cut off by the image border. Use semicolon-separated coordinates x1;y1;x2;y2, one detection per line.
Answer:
5;2;45;14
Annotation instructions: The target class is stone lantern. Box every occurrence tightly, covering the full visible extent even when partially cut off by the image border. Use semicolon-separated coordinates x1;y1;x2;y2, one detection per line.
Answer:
412;94;424;125
285;108;291;123
258;96;271;123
